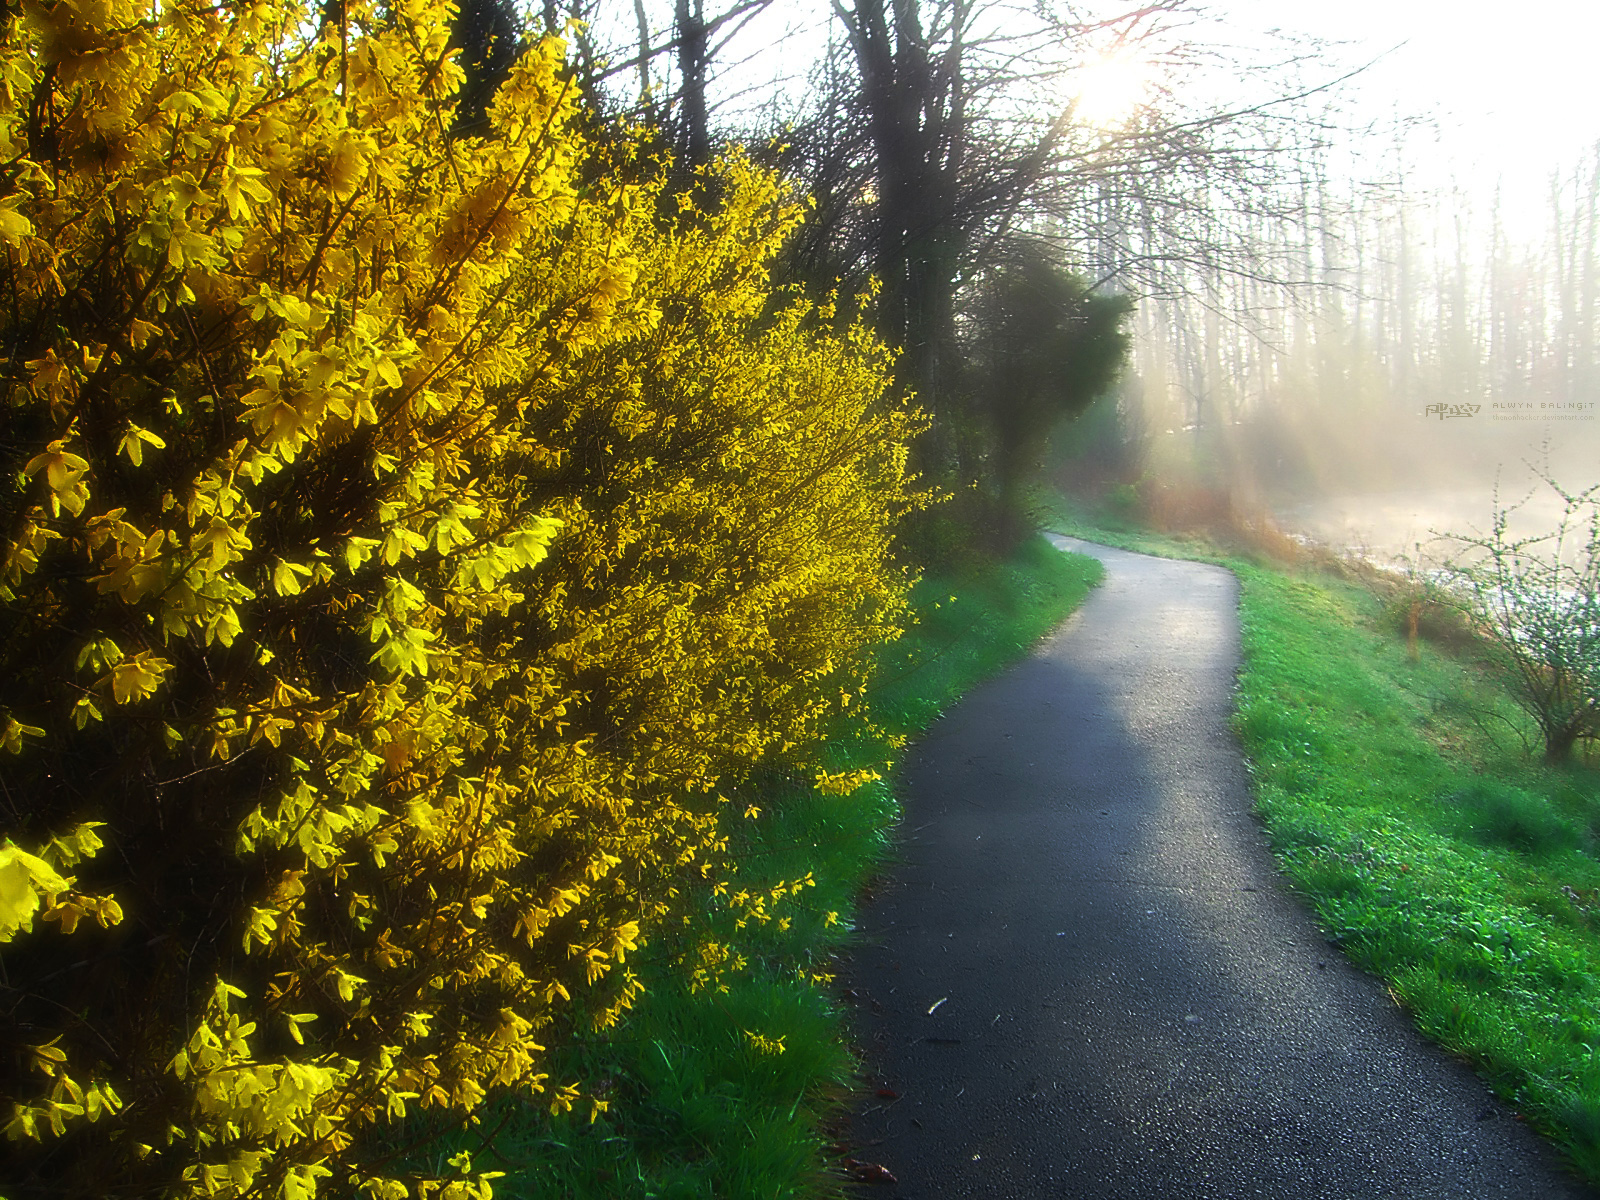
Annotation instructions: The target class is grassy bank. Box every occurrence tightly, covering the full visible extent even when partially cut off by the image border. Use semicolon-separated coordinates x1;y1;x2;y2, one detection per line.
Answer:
1236;563;1600;1181
1048;493;1600;1183
432;535;1102;1198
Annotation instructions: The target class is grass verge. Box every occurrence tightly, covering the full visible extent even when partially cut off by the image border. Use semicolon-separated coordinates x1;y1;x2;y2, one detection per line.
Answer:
430;535;1102;1198
1048;492;1600;1184
1235;562;1600;1182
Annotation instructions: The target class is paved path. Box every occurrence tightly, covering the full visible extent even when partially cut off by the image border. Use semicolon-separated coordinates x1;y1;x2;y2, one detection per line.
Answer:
845;536;1594;1199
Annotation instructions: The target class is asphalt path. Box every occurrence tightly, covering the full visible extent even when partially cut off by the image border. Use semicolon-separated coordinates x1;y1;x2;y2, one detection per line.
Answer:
844;535;1595;1199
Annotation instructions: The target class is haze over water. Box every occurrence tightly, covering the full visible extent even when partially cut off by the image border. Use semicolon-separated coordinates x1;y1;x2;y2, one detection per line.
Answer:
1140;3;1600;564
1269;420;1598;565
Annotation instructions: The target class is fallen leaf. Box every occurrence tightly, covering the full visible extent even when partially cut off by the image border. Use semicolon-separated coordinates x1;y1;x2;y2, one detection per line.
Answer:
844;1158;898;1185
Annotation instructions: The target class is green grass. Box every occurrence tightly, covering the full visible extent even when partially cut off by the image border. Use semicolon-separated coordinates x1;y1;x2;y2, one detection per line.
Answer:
429;535;1102;1198
1234;564;1600;1179
866;533;1104;734
1049;493;1600;1184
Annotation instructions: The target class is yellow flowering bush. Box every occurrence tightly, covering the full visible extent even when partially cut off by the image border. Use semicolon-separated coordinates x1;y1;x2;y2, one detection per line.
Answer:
0;0;916;1194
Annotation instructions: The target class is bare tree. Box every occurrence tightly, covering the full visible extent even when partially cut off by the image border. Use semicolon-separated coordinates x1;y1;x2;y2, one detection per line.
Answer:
558;0;778;163
778;2;1337;454
544;1;1390;543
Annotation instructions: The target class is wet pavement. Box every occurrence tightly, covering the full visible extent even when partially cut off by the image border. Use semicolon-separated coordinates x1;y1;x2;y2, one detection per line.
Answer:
844;535;1595;1199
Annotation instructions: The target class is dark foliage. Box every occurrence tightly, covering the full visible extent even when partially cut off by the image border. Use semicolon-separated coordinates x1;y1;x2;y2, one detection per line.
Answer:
960;248;1131;544
451;0;524;135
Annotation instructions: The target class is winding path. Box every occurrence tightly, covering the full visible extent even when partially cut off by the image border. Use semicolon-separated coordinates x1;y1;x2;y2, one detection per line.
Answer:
845;536;1594;1199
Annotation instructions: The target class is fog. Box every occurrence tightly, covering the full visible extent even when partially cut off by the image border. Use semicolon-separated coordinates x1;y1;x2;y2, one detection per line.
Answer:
1095;146;1600;567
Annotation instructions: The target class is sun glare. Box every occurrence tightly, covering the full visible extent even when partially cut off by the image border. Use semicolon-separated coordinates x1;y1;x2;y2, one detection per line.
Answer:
1072;54;1150;127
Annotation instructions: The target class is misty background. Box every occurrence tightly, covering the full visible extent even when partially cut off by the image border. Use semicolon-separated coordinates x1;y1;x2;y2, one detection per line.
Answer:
1081;1;1600;563
568;0;1600;562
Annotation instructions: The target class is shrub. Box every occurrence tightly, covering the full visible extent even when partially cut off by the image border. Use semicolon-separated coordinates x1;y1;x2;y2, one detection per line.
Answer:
1439;473;1600;763
960;247;1130;545
0;2;915;1195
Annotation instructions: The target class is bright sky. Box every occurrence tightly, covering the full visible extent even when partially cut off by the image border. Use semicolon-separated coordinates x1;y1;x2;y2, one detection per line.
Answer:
633;0;1600;240
1208;0;1600;236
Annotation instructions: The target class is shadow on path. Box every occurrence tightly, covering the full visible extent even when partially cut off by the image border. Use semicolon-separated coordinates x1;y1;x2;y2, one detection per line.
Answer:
844;536;1595;1199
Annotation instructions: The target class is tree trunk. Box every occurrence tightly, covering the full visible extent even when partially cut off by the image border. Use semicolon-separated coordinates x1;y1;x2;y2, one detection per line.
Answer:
675;0;710;170
1545;725;1580;764
837;0;961;468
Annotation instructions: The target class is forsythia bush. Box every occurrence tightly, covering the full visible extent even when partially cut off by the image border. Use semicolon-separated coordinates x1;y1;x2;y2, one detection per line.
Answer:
0;0;917;1194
